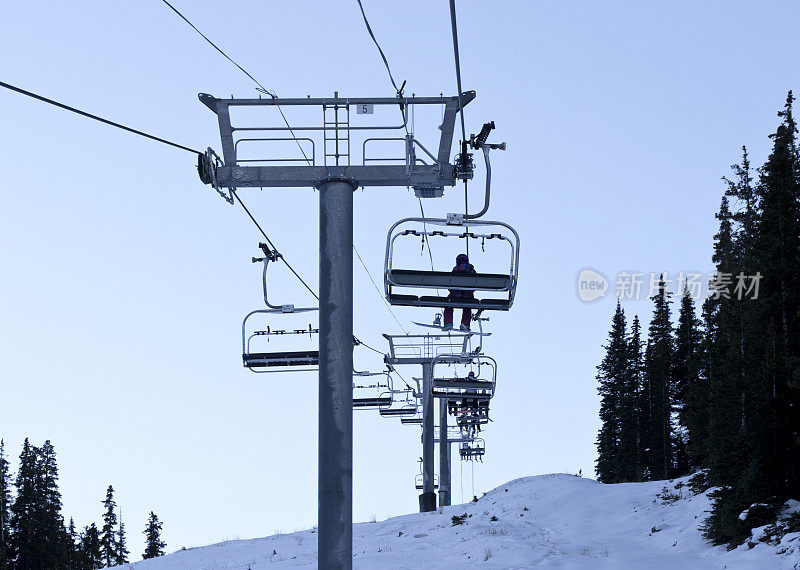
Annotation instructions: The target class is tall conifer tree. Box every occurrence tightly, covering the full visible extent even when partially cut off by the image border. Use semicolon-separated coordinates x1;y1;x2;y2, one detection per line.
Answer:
643;276;674;479
0;440;11;570
67;518;80;570
100;485;119;566
35;440;68;568
704;94;800;545
142;511;166;559
628;316;645;481
753;91;800;499
595;302;628;483
617;313;643;482
9;439;37;567
673;288;702;474
79;524;103;569
116;514;130;565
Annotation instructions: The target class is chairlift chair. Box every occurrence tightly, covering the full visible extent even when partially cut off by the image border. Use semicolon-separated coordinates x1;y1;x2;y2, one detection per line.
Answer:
379;404;419;418
400;416;424;425
459;438;486;461
432;354;497;402
414;457;440;490
384;217;520;311
377;388;419;418
414;473;439;490
242;244;319;373
353;370;394;409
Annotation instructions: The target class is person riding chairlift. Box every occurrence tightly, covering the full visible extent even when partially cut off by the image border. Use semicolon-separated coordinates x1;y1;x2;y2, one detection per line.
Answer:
443;253;475;331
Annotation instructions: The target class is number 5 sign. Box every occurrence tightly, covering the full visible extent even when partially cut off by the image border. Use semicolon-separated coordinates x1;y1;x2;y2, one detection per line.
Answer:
356;103;374;114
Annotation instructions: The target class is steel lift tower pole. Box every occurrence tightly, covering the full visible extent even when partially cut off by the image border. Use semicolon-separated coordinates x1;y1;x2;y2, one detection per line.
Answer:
439;396;452;506
420;361;436;511
318;177;355;567
199;91;474;569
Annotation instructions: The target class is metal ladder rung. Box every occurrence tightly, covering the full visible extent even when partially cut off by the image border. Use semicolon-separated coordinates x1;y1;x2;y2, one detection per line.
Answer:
322;102;350;166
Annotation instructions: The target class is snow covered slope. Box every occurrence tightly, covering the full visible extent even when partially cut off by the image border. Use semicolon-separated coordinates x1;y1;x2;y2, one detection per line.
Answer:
118;474;799;569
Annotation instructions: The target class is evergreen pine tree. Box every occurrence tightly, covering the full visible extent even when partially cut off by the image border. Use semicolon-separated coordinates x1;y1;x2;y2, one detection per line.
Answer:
67;518;80;570
702;193;756;544
35;440;69;568
595;302;628;483
673;288;702;474
617;312;643;483
704;195;744;489
142;511;166;559
627;315;646;481
116;514;130;565
79;524;103;570
703;94;800;545
643;276;674;480
752;90;800;501
9;438;38;567
0;440;11;570
100;485;119;566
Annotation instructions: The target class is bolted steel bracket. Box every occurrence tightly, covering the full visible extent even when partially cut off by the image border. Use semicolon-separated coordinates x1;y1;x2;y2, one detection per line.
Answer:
198;147;234;204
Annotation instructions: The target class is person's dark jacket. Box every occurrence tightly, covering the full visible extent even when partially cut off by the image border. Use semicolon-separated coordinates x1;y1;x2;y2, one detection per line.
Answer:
449;254;476;299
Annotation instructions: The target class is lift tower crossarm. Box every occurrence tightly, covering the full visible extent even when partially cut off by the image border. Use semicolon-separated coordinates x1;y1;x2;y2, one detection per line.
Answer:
213;165;449;189
198;91;476;189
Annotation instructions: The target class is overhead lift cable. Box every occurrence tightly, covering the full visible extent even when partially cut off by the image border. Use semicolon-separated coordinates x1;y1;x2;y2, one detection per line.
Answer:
0;80;200;155
352;0;448;334
161;0;399;358
159;0;272;96
352;0;437;277
354;0;406;101
158;0;310;165
448;0;468;144
232;190;319;302
353;245;410;335
448;0;471;254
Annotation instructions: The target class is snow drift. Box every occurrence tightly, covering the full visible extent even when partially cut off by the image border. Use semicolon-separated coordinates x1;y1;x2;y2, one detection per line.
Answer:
118;474;799;569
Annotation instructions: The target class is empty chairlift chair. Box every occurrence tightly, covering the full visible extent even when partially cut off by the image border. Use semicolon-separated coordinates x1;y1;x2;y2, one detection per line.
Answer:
414;458;439;490
242;244;319;372
352;370;394;409
414;473;439;490
384;217;520;311
378;388;420;418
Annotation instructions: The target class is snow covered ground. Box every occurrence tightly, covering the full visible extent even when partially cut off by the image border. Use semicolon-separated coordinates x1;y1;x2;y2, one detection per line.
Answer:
118;474;799;569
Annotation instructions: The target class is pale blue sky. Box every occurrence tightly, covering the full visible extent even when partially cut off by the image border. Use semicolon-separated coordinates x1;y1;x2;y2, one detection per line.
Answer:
1;0;797;559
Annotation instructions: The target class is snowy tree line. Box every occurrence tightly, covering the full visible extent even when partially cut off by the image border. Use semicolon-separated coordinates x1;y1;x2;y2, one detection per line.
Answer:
595;92;800;546
0;438;166;568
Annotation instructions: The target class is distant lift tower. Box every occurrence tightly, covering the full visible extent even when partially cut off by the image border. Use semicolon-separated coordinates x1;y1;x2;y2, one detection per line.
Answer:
383;332;481;512
198;91;474;569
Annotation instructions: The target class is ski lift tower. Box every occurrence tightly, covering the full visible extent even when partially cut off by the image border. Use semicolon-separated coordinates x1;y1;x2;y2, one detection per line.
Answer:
383;332;480;512
198;91;474;569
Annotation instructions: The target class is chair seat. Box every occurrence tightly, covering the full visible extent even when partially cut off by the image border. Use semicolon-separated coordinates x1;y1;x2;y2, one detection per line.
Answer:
434;391;492;400
243;351;319;367
353;397;392;408
379;408;418;417
432;379;494;391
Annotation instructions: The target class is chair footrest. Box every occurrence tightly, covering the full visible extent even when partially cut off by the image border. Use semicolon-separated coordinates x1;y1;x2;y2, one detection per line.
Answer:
387;294;510;311
353;397;392;408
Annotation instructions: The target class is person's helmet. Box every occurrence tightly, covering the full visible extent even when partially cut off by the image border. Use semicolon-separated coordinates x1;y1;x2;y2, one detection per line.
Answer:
456;253;469;265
